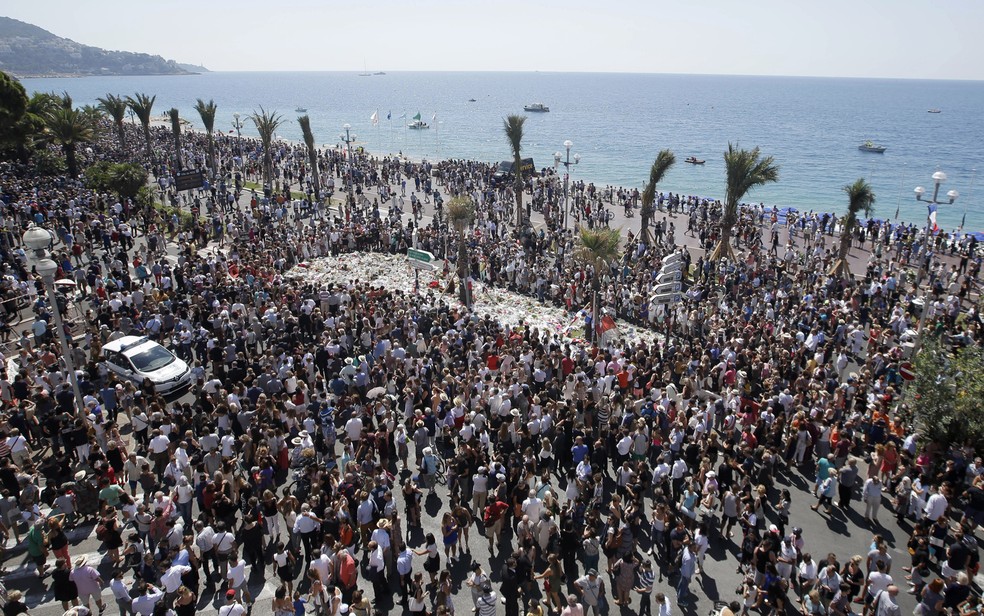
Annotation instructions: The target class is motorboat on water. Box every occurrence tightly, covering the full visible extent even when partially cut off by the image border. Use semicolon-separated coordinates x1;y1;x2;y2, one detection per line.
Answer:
523;102;549;112
928;108;942;113
858;141;887;153
468;98;477;102
685;156;705;165
295;107;307;113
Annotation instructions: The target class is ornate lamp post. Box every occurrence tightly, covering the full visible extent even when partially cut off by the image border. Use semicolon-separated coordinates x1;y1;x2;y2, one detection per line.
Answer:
553;140;580;229
22;224;85;416
911;170;958;353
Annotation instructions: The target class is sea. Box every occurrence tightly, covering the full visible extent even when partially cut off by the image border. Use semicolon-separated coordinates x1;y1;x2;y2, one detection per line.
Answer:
20;71;984;232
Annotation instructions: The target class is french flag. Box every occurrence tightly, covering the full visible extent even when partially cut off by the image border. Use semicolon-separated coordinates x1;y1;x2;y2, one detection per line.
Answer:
928;203;939;232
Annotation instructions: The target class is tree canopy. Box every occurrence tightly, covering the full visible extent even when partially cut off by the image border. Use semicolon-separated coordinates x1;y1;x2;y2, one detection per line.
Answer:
900;339;984;458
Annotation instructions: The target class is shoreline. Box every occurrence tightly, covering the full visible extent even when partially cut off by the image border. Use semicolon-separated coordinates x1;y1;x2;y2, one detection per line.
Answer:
164;120;984;239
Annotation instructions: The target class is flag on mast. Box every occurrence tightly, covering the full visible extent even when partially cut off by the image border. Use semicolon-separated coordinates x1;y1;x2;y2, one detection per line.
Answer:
387;111;391;120
432;112;437;123
960;210;966;232
928;203;939;232
370;110;379;126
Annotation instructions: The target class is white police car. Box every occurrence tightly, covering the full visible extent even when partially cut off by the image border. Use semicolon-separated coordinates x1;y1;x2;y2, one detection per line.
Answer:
101;335;192;395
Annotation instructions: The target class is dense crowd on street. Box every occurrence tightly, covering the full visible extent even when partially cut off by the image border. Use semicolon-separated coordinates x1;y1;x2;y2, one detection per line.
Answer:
1;114;983;616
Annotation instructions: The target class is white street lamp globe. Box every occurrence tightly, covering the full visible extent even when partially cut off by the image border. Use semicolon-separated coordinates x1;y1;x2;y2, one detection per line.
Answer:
947;190;959;201
932;171;947;183
574;154;581;164
554;153;562;165
23;225;54;251
343;123;351;130
35;257;58;278
914;186;926;197
564;140;573;150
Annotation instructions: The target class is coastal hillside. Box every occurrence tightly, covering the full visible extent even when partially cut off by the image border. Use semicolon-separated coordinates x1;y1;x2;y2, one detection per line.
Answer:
0;16;206;77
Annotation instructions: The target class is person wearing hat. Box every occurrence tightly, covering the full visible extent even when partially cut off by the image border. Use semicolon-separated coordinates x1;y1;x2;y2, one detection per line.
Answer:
476;582;498;616
218;589;247;616
574;569;606;616
70;555;106;614
419;447;439;495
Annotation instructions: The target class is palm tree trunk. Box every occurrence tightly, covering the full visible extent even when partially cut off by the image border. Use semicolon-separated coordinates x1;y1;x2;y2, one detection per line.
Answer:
309;152;321;201
263;152;273;187
640;206;653;244
457;231;470;307
116;121;126;149
591;281;600;345
828;231;854;279
709;219;737;262
142;125;153;161
515;185;524;227
64;143;78;178
207;134;216;171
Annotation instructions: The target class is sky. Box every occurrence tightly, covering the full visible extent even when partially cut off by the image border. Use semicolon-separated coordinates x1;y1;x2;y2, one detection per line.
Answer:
4;0;984;80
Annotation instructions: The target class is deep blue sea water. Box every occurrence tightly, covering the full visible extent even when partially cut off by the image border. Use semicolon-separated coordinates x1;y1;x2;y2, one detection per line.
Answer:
21;71;984;231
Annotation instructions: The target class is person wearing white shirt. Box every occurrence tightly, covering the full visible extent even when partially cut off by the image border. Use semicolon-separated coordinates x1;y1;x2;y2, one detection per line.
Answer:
131;584;164;616
161;563;192;604
110;570;133;615
345;416;363;443
226;553;250;604
5;430;29;468
220;433;236;458
923;487;949;522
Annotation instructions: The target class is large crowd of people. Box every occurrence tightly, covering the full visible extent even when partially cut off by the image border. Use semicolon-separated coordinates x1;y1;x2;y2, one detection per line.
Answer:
0;111;983;616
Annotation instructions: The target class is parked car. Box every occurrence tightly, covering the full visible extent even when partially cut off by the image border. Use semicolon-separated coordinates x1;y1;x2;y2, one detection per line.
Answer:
101;336;192;395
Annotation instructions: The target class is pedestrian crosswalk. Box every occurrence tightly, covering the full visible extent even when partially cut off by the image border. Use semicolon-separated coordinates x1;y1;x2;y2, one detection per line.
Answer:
3;548;283;615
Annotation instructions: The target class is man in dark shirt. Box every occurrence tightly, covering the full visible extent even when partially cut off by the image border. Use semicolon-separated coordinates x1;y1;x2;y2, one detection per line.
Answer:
499;557;520;616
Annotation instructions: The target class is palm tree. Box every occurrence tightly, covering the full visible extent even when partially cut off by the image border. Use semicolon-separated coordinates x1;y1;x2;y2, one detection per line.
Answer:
43;107;94;177
503;115;527;227
98;94;128;149
251;107;284;187
640;149;676;244
193;98;218;172
169;108;183;169
709;143;780;262
126;93;156;159
576;227;621;343
79;104;103;130
448;196;477;307
297;115;321;201
26;92;59;118
828;178;876;280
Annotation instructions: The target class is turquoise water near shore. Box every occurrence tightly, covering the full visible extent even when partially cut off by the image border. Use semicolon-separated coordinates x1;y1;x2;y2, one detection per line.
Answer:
21;71;984;231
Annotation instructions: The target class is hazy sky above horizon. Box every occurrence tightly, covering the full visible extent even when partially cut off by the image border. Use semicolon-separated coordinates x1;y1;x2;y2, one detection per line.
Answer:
4;0;983;80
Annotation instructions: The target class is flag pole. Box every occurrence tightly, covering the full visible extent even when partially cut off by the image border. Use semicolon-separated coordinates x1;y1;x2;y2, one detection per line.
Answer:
894;162;905;222
961;168;977;234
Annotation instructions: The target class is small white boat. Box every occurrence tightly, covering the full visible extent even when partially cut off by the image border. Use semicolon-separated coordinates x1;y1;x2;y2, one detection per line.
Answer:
295;107;307;113
408;112;429;129
928;108;942;113
523;102;550;112
858;141;887;153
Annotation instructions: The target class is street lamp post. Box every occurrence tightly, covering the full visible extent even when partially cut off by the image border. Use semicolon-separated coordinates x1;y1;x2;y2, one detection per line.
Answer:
232;113;244;159
911;170;959;353
340;124;358;214
553;140;580;230
22;225;85;417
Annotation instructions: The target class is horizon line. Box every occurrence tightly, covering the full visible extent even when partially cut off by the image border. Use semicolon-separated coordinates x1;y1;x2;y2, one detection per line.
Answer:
168;69;984;83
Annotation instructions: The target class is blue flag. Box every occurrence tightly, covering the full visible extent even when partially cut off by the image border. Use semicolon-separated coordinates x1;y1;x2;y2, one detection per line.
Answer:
387;111;391;120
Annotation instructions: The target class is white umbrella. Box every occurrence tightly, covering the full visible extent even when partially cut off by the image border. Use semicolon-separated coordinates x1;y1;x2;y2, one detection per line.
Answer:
366;386;387;399
54;279;76;287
